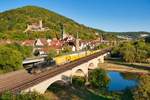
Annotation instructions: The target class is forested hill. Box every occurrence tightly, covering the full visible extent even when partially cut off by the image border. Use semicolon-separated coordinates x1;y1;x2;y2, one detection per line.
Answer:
0;6;149;40
0;6;105;40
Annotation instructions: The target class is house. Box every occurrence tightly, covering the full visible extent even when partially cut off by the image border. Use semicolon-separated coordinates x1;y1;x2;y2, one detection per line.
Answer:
79;39;101;50
34;38;48;47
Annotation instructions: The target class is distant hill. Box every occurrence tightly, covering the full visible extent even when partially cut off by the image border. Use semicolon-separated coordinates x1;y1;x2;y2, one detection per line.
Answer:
0;6;105;40
112;32;150;39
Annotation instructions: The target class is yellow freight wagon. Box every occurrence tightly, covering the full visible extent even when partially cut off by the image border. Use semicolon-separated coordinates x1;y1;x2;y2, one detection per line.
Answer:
54;50;99;65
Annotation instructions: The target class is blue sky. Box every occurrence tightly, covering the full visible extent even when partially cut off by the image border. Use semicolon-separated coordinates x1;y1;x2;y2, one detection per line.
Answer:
0;0;150;32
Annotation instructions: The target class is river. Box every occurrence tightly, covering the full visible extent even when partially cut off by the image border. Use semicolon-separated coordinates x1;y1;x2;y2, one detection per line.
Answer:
108;71;138;91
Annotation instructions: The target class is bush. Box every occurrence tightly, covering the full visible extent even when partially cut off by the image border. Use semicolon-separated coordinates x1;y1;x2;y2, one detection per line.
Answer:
89;68;110;89
72;76;86;87
0;91;14;100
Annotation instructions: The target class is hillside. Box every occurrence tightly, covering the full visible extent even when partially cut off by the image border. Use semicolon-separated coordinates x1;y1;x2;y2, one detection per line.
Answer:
0;6;149;41
0;6;105;40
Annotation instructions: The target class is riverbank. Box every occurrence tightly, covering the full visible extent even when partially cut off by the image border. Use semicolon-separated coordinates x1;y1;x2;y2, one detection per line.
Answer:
99;60;150;74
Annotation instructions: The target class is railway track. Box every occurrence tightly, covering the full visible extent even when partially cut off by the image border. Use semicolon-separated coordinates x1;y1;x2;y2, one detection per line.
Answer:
0;48;111;94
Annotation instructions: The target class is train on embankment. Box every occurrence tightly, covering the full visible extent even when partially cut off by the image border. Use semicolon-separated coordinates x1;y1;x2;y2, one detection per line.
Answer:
29;49;101;74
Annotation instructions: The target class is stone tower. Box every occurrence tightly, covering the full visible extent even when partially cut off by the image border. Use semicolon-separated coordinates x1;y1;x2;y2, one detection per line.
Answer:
39;20;43;29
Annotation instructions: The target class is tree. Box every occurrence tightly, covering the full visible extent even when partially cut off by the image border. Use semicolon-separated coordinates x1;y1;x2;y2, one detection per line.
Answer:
62;44;72;54
72;76;86;87
145;36;150;43
103;33;117;41
134;41;149;62
89;68;110;89
6;43;33;59
0;46;23;73
111;46;121;57
47;48;57;60
111;41;150;63
120;42;136;63
94;44;108;50
111;40;150;63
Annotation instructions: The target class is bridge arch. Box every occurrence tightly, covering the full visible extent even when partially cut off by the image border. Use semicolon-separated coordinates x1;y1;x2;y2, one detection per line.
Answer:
88;63;95;70
23;75;65;94
45;80;67;93
72;69;85;77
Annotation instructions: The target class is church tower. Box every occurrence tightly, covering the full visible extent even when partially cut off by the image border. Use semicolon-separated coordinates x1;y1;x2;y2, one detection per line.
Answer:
99;34;103;42
75;32;80;51
39;20;43;29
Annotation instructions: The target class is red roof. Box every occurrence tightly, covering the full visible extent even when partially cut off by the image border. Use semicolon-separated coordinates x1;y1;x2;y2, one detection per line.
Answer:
49;40;63;49
39;38;48;46
22;40;35;46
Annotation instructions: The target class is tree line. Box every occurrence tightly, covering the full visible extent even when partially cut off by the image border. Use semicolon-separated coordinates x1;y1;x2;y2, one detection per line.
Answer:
0;43;32;74
111;40;150;63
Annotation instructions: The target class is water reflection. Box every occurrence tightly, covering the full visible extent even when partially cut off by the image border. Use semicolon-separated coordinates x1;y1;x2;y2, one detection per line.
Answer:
108;71;138;91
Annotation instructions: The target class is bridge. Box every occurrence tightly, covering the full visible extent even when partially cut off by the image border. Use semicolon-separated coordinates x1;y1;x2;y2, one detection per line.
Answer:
0;48;111;94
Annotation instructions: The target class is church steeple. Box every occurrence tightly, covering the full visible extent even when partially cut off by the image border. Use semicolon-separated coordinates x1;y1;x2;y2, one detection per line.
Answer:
75;32;80;51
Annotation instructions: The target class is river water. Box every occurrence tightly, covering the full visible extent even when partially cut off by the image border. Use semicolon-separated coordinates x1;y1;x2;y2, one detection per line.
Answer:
108;71;138;91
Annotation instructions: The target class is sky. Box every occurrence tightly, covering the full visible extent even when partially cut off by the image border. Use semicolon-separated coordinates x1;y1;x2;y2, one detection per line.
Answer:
0;0;150;32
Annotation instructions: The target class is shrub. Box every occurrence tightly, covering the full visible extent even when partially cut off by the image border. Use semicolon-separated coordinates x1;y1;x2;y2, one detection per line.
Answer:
72;76;86;87
89;68;110;89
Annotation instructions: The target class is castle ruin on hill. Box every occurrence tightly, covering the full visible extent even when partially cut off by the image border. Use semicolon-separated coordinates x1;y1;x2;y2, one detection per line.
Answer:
24;20;49;32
